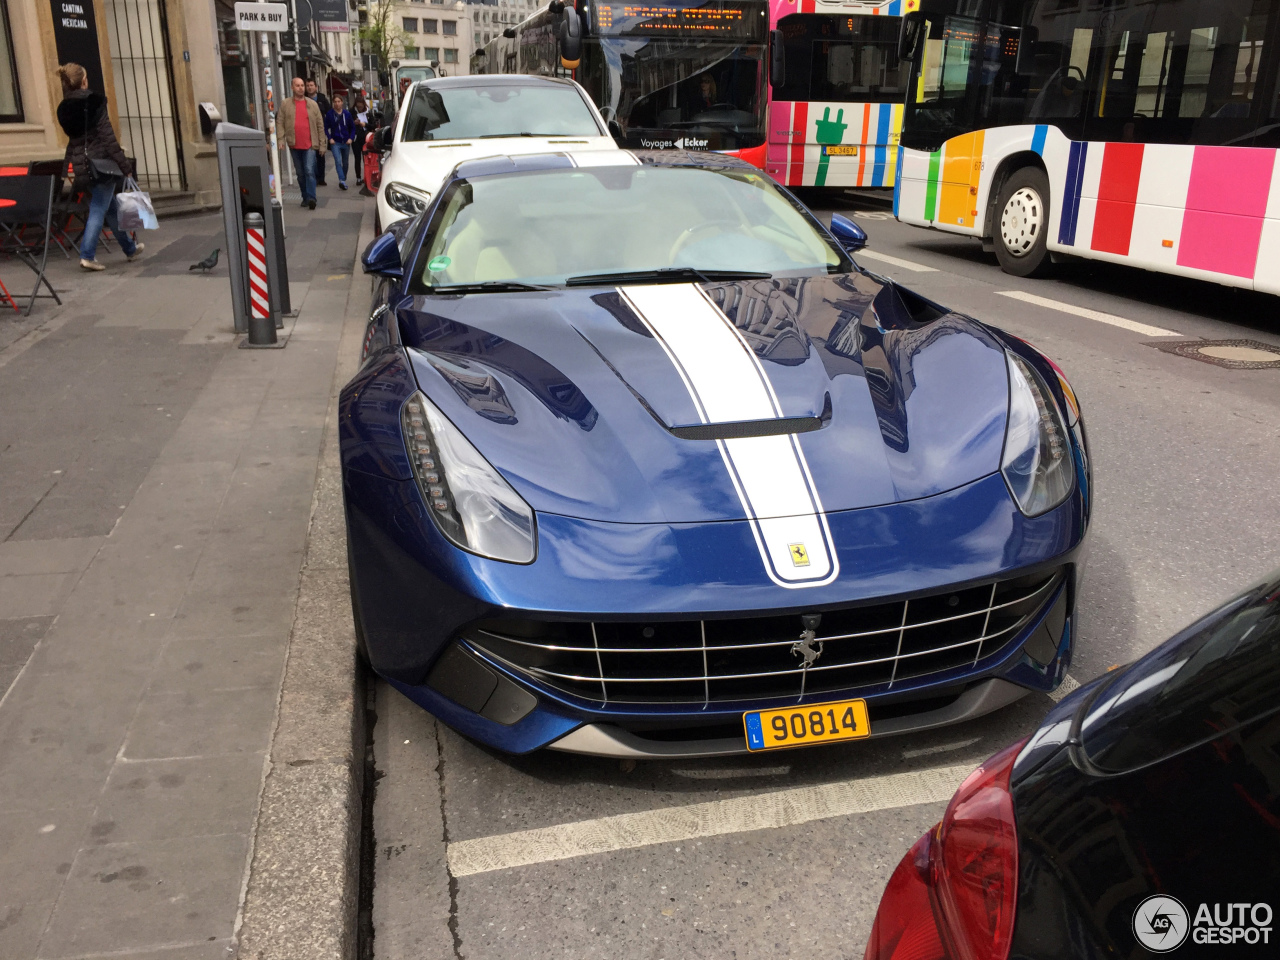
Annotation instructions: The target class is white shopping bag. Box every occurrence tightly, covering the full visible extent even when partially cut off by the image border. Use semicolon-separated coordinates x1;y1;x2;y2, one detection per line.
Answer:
117;177;159;231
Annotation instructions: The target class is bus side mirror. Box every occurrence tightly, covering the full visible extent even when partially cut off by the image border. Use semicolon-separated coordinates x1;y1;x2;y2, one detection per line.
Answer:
560;10;582;68
829;214;867;253
898;13;925;62
770;29;785;88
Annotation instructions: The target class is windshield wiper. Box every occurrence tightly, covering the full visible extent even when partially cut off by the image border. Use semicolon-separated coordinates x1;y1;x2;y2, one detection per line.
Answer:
565;267;772;287
427;281;554;294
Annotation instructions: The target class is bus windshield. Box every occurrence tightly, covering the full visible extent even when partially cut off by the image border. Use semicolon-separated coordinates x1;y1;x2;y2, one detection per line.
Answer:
581;0;769;149
772;13;910;104
904;0;1280;150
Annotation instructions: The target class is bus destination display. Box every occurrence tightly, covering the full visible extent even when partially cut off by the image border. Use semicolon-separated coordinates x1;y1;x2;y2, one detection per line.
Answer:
594;1;758;37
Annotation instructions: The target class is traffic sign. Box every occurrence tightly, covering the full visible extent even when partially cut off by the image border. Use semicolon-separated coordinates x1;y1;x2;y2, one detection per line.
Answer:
234;2;289;31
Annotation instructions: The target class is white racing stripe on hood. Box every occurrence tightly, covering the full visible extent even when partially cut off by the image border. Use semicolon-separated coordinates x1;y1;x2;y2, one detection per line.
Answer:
618;284;838;588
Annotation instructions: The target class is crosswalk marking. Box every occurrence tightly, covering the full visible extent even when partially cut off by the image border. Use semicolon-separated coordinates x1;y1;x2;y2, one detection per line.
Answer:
998;290;1181;338
447;763;972;877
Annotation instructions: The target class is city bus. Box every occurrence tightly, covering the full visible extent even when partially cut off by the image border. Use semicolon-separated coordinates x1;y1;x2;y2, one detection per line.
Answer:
893;0;1280;294
481;0;769;159
766;0;916;189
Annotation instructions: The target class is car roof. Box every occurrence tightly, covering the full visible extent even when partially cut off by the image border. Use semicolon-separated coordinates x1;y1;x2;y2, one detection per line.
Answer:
451;149;758;182
418;74;579;91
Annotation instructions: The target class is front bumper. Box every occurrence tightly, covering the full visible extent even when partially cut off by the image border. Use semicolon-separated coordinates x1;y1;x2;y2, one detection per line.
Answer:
348;464;1086;756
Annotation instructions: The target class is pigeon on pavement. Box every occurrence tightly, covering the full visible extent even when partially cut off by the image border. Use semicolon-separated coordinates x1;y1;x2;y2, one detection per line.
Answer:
189;248;220;272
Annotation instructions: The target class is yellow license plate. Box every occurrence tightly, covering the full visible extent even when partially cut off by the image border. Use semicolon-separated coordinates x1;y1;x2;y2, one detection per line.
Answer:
744;698;870;751
823;145;859;156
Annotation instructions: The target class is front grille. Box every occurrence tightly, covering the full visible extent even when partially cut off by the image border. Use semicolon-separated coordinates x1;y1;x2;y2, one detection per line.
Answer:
464;568;1065;706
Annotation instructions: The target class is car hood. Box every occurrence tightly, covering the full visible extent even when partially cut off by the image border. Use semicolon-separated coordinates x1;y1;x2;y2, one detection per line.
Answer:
399;273;1011;524
383;136;617;197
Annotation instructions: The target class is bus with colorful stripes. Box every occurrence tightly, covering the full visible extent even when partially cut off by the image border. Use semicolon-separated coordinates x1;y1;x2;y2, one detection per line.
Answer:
765;0;918;189
893;0;1280;294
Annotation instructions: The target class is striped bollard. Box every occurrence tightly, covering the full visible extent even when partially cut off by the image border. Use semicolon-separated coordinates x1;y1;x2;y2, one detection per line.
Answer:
243;212;277;346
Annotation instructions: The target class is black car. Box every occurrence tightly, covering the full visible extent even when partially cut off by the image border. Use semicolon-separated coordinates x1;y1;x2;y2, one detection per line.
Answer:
865;571;1280;960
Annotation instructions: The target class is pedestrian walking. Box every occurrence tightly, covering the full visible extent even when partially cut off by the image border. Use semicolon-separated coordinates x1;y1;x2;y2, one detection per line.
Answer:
325;95;355;191
306;78;331;187
55;62;144;271
276;76;325;210
352;93;370;186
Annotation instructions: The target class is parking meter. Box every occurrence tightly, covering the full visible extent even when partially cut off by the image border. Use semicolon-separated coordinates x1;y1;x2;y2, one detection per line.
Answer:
216;122;287;333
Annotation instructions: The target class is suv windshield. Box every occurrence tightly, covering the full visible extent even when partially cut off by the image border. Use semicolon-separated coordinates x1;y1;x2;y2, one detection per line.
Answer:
401;84;602;141
412;165;843;290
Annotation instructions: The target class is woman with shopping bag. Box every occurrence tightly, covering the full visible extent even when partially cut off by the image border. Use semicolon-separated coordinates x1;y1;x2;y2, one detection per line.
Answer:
55;62;145;271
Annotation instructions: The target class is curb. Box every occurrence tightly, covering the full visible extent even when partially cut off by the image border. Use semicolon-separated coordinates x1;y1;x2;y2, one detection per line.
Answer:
235;204;376;960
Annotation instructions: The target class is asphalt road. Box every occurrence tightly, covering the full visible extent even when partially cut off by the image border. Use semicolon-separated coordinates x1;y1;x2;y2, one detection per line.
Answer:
368;194;1280;960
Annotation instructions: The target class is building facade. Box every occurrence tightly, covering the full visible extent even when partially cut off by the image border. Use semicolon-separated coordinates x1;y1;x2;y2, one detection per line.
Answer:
467;0;538;51
5;0;227;208
395;0;473;75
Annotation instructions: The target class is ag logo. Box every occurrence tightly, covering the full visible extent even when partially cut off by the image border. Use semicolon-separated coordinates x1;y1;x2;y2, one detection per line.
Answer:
1134;895;1190;952
788;543;810;567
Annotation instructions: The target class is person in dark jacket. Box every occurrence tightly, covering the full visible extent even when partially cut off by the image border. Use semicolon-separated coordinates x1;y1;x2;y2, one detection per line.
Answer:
306;78;331;186
55;62;143;271
351;93;370;185
324;95;355;190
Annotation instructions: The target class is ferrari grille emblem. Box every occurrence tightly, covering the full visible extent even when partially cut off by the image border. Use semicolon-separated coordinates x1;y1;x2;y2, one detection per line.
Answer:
792;614;823;668
789;543;810;567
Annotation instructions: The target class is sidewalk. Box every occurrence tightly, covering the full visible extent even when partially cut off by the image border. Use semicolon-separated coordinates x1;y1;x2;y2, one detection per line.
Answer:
0;191;369;958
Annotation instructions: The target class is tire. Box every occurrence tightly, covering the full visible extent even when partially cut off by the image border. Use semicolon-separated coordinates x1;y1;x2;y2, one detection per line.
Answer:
993;166;1051;278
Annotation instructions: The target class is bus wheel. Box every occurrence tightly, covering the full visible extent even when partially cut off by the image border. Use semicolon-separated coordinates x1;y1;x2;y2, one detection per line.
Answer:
994;167;1050;277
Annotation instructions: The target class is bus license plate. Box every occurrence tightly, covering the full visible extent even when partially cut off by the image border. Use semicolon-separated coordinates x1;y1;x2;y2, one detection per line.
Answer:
823;145;859;156
744;698;870;751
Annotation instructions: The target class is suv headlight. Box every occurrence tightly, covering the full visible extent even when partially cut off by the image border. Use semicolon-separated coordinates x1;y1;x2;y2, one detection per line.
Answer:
385;182;431;216
401;392;536;563
1001;352;1075;517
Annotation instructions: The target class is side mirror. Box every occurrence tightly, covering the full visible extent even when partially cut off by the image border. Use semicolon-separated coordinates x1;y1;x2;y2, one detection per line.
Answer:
361;231;403;278
380;124;394;153
770;29;785;88
898;13;925;62
607;119;624;144
829;214;867;253
560;10;582;68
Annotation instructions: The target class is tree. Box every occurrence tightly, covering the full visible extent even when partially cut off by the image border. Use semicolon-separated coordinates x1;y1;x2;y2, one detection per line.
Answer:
359;0;404;85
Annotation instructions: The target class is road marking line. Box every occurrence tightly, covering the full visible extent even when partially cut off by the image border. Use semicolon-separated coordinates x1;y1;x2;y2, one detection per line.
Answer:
902;737;981;760
998;290;1181;338
447;763;972;877
1047;672;1081;703
856;248;938;272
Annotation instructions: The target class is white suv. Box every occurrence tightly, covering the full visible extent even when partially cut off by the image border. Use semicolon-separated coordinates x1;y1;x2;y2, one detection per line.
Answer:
376;74;618;232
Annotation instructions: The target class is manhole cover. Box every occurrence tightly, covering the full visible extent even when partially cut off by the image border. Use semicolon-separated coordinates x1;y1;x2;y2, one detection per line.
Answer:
1150;339;1280;369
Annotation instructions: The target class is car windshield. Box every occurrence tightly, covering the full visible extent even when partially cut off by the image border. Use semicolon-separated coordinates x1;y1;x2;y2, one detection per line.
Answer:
401;84;602;141
412;164;844;290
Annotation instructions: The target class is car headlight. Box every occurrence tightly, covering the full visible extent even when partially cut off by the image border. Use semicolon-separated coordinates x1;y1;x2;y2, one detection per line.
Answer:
401;391;536;563
385;182;431;216
1001;352;1075;517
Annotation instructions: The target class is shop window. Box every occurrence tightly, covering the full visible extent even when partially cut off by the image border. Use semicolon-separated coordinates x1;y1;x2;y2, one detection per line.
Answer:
0;0;21;122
